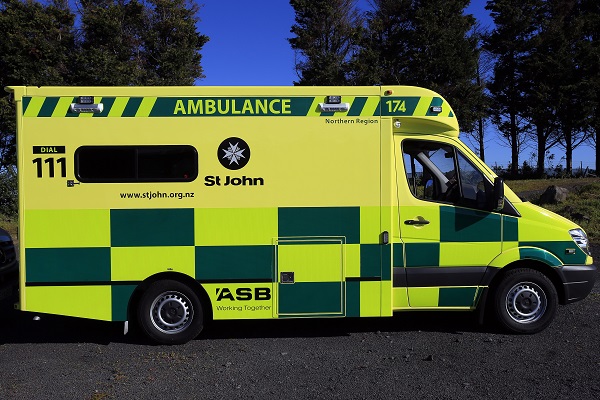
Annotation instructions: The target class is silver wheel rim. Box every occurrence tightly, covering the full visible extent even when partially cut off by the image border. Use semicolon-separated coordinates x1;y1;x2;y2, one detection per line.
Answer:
505;281;546;324
150;291;194;334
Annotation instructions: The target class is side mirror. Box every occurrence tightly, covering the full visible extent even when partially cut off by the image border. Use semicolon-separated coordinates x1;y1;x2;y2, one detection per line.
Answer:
493;177;505;211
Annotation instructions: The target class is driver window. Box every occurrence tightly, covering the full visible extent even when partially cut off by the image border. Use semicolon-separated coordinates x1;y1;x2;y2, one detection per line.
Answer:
402;140;492;210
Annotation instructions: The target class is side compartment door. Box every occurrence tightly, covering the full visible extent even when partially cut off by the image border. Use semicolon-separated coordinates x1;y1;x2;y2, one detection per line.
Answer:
396;138;502;308
276;238;345;316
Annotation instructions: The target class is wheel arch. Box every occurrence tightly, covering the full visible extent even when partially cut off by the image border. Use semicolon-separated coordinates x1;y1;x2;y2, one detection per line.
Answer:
127;272;213;325
488;259;566;305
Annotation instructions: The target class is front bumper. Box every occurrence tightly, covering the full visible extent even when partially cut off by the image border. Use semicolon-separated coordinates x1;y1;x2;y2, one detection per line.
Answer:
557;264;597;304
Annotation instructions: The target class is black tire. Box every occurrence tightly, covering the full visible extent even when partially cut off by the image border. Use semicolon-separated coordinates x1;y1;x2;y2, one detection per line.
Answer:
137;280;204;345
493;268;558;334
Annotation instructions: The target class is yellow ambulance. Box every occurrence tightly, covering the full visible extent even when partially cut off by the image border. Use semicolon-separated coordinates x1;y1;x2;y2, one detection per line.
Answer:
6;85;596;344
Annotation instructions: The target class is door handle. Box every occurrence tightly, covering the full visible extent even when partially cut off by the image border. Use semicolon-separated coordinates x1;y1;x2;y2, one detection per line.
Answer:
404;219;430;226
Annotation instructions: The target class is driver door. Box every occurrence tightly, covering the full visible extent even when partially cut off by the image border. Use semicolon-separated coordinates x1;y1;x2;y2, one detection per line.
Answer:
395;137;502;308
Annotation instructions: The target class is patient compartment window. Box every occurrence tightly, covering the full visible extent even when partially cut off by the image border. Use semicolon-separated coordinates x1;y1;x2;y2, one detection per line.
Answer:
75;145;198;182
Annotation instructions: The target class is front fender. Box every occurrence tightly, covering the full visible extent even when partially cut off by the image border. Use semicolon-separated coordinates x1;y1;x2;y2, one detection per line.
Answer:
489;246;562;269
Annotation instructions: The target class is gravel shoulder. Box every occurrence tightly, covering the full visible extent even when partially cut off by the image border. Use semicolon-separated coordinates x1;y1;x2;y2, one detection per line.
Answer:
0;245;598;400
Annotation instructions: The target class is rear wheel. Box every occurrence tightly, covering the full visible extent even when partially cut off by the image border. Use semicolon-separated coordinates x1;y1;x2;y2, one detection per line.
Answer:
493;268;558;334
137;280;204;344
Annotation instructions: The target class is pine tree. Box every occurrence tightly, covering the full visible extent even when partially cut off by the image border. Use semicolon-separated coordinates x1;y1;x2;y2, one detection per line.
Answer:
351;0;413;86
0;0;76;170
142;0;209;85
354;0;483;133
75;0;147;85
545;0;593;175
288;0;362;85
584;0;600;172
466;22;493;161
485;0;542;176
520;0;561;176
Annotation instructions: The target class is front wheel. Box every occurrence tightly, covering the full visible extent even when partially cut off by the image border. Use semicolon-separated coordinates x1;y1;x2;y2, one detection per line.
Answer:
493;268;558;334
137;280;204;344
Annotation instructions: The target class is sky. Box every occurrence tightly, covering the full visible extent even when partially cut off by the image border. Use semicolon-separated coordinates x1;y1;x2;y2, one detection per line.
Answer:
197;1;595;170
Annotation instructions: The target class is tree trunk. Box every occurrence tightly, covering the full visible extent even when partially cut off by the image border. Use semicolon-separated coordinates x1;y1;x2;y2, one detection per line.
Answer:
537;126;546;177
565;127;573;175
478;117;485;162
594;117;600;176
594;141;600;176
510;113;518;176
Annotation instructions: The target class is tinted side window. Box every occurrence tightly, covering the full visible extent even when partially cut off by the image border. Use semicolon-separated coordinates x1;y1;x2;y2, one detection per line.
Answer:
402;140;456;202
76;146;198;182
402;140;493;210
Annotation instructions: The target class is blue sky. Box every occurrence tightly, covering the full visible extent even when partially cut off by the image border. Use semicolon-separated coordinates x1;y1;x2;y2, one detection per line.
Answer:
197;1;595;170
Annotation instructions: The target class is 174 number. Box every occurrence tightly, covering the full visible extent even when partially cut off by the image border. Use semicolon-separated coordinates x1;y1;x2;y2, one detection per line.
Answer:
386;100;407;113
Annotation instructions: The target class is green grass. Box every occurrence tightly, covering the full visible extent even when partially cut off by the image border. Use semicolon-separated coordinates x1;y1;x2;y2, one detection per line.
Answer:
505;177;599;193
507;178;600;243
0;214;17;239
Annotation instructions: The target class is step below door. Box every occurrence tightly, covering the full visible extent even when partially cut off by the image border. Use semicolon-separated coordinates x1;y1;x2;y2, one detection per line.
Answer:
276;237;345;316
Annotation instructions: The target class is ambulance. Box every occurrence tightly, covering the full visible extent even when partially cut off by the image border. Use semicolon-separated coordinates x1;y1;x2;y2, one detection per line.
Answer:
6;85;596;344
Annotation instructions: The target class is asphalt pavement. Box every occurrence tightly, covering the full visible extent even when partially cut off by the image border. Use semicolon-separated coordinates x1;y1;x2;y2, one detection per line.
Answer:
0;245;598;400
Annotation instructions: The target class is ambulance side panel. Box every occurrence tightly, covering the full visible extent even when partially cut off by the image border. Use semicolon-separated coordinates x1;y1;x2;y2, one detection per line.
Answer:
16;87;395;321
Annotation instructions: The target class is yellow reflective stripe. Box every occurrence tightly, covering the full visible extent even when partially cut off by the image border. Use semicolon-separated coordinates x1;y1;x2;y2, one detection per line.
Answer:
51;97;73;117
363;97;380;116
413;96;432;116
109;97;129;117
23;97;45;117
136;97;157;117
306;97;322;116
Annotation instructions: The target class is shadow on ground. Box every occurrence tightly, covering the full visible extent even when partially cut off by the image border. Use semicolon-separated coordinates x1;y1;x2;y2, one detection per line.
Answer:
0;292;489;346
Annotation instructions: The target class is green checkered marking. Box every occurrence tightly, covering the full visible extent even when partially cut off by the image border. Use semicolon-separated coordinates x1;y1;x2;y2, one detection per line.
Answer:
438;287;477;307
393;243;404;267
360;244;381;278
440;206;501;242
278;282;343;314
346;281;361;317
25;247;111;283
519;242;587;265
405;243;440;267
278;207;360;244
111;208;194;247
503;216;519;241
358;244;391;280
111;285;136;321
196;245;273;281
381;245;391;280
